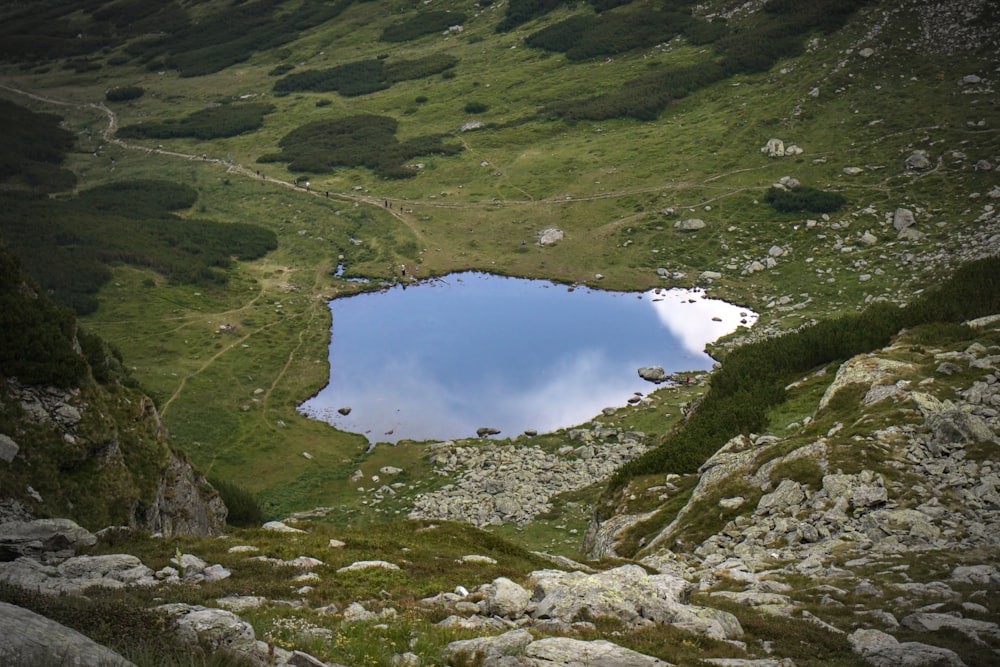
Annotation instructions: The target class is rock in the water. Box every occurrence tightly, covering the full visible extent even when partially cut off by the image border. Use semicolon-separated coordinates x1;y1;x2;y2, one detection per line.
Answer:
0;601;135;667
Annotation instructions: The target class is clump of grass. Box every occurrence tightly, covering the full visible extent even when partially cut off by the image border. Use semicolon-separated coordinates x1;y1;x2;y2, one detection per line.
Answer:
209;477;267;528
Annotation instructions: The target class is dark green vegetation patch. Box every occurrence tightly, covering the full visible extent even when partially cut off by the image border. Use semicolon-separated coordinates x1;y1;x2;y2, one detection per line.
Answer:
258;114;463;178
124;0;355;77
273;54;458;97
524;7;715;61
117;102;275;141
0;99;77;193
0;242;88;387
0;181;276;315
764;185;848;214
379;10;467;42
539;0;871;121
105;85;145;102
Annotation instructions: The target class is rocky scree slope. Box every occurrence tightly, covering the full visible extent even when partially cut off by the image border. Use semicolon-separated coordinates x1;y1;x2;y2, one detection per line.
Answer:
586;316;1000;666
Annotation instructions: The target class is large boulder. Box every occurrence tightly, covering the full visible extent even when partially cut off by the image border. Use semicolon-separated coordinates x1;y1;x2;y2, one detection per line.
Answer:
904;150;932;170
893;207;916;231
525;637;670;666
674;218;706;232
0;553;157;595
0;518;96;561
481;576;532;618
530;564;743;640
538;228;564;246
638;366;669;383
0;601;135;667
848;628;965;666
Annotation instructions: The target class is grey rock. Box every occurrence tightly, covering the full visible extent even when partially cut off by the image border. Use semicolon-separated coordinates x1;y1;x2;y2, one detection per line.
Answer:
444;629;534;664
0;554;156;595
756;479;805;514
893;208;916;231
638;366;669;383
262;521;305;533
950;564;1000;587
675;218;706;232
538;228;564;246
848;628;965;666
0;601;135;666
525;637;671;666
905;150;932;170
900;612;1000;642
0;518;96;561
481;577;532;618
531;564;742;640
0;434;18;463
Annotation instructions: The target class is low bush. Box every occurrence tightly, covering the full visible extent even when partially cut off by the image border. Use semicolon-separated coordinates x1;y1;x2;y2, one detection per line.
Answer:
105;85;145;102
274;55;457;97
764;186;847;214
380;10;466;42
209;477;266;527
117;103;274;140
262;114;462;178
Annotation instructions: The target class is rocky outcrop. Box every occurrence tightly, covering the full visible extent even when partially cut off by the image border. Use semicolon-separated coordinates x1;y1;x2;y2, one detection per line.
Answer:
1;380;226;537
0;518;96;561
137;454;228;537
157;604;333;667
0;601;135;667
528;565;742;640
443;628;672;667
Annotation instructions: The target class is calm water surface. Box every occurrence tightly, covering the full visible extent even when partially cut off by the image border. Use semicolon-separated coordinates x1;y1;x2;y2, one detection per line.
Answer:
299;272;756;442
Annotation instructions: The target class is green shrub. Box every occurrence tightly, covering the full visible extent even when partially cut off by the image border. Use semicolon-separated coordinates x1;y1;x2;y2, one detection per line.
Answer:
105;85;145;102
464;101;488;114
209;477;266;527
0;242;88;387
117;103;275;140
262;114;462;178
380;10;467;42
764;186;847;214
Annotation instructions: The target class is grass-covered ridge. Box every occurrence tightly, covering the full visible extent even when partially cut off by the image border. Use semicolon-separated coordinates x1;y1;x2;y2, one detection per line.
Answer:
609;255;1000;494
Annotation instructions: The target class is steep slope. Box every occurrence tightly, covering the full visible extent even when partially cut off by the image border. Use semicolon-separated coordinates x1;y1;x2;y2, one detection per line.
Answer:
0;242;226;534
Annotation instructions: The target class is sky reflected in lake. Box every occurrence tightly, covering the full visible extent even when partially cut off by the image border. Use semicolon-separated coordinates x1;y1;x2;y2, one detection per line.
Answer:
299;272;756;442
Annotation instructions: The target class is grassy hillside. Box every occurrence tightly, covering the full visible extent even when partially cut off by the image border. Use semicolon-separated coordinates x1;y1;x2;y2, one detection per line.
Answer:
0;0;997;522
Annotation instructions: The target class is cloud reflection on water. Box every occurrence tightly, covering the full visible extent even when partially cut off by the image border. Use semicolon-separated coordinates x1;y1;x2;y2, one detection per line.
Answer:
299;274;756;442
